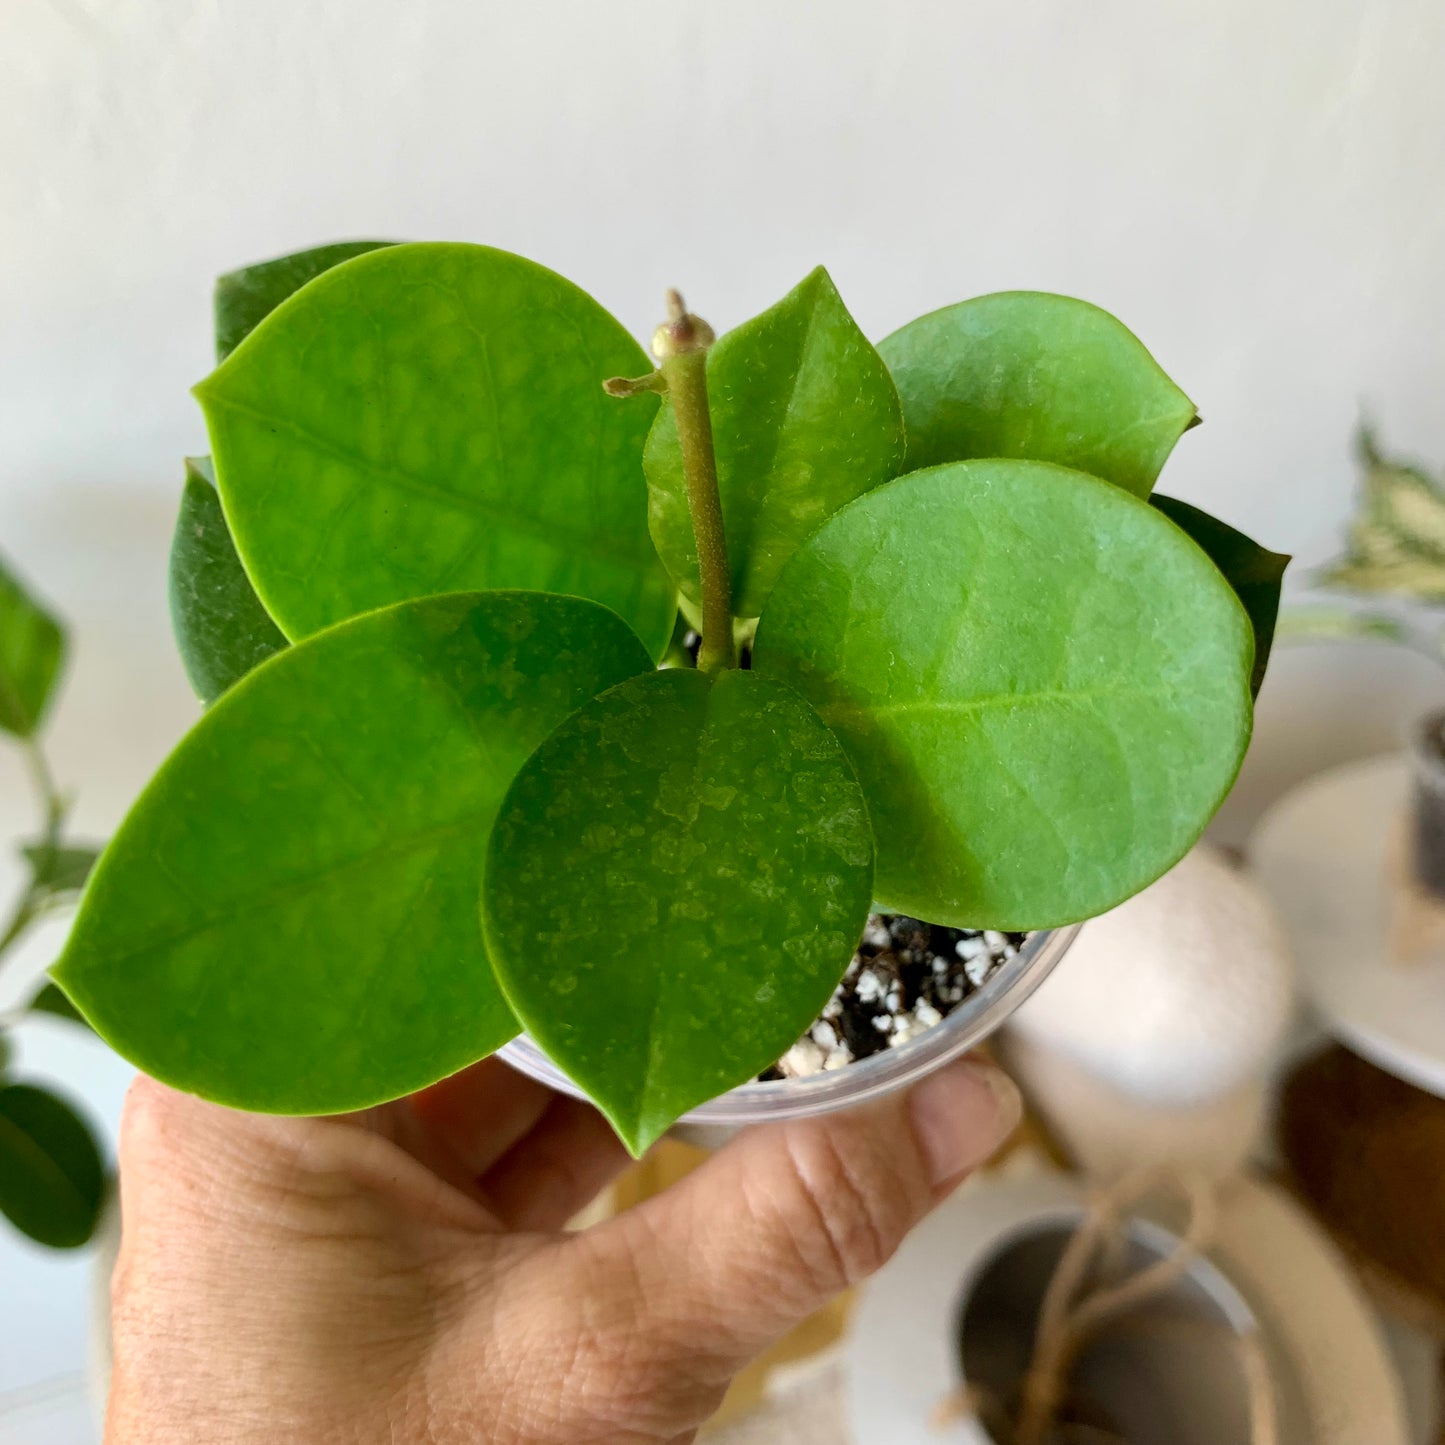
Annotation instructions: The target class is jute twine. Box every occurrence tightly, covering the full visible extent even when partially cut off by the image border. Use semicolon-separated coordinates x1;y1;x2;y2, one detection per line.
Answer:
936;1168;1278;1445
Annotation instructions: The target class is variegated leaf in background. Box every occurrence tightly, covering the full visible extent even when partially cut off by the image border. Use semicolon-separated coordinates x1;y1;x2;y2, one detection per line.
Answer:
1319;428;1445;602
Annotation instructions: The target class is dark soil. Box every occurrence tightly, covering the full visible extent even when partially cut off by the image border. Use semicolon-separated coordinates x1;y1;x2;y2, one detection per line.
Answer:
762;913;1027;1080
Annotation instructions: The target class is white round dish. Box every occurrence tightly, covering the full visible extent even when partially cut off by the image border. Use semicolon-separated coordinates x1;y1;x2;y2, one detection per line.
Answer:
1250;754;1445;1098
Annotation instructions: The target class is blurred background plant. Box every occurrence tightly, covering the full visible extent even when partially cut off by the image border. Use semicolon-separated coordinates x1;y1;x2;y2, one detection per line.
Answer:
1280;428;1445;654
0;555;108;1251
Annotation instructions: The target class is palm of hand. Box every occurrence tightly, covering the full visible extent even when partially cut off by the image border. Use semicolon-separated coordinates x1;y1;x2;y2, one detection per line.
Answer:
106;1055;1014;1444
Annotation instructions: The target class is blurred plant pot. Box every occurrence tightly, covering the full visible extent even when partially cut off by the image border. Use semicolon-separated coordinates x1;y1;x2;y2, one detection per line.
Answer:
948;1209;1265;1445
500;924;1080;1149
1407;706;1445;898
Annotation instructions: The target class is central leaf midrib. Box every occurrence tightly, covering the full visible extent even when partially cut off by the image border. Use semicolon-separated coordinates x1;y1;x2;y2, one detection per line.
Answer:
205;392;658;574
728;290;825;601
822;681;1188;725
635;679;718;1135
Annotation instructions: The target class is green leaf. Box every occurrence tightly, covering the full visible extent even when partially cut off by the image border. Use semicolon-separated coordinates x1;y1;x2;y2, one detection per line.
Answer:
21;841;103;897
483;667;874;1155
0;553;65;739
169;456;289;703
878;292;1197;498
54;591;653;1114
1353;424;1445;556
0;1033;10;1075
214;240;397;362
0;1082;105;1249
753;459;1253;930
1150;496;1288;697
196;242;677;655
645;267;906;617
29;982;90;1028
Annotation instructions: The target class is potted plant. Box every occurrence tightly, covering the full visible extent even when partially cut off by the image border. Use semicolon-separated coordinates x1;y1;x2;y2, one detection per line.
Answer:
0;556;107;1248
47;241;1286;1156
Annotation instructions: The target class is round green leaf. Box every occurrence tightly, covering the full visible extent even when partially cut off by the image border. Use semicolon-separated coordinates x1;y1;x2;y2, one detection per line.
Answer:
195;242;677;655
879;292;1197;497
54;592;653;1114
0;552;65;740
0;1082;105;1250
645;266;905;617
483;667;874;1155
753;460;1253;930
214;240;398;362
169;457;289;704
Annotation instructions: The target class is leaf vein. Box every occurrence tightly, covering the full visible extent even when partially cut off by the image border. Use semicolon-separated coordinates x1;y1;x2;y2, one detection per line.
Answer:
203;393;654;572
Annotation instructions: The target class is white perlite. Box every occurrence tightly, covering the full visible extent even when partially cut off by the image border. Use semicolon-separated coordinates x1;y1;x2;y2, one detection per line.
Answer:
771;921;1022;1079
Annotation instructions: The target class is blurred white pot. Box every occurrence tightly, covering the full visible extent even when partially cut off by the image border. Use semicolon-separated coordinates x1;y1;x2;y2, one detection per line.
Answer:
1009;846;1294;1108
1002;1030;1267;1180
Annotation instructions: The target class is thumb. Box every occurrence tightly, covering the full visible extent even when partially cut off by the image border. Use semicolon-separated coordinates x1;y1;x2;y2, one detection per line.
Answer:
582;1056;1021;1381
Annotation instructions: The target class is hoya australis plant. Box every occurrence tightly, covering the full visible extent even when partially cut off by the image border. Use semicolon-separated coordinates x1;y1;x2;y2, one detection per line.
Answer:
51;242;1287;1155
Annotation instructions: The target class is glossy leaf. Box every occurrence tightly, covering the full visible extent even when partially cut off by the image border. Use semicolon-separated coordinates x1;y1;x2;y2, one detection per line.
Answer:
169;456;288;703
645;267;905;617
29;982;89;1028
54;592;653;1114
0;1082;105;1249
214;240;397;362
753;460;1254;930
483;667;874;1155
196;242;676;654
0;553;65;739
1151;495;1288;697
21;841;103;897
879;292;1197;498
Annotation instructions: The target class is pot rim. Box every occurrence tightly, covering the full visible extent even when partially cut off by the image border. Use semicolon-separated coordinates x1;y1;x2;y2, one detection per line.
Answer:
499;921;1081;1127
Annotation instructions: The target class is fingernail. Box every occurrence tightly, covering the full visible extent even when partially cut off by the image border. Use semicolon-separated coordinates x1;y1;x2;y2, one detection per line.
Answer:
909;1058;1023;1191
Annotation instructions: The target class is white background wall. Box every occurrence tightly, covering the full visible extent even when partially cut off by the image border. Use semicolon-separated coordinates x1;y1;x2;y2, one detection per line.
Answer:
2;0;1444;1431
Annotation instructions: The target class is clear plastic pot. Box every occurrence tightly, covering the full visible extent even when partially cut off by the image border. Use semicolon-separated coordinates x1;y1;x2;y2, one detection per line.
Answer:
499;922;1081;1147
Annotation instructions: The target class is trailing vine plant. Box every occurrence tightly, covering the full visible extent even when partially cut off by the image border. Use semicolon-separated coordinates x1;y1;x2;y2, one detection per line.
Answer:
0;558;107;1248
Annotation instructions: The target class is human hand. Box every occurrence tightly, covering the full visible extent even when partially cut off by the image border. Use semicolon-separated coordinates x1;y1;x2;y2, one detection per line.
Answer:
106;1054;1020;1444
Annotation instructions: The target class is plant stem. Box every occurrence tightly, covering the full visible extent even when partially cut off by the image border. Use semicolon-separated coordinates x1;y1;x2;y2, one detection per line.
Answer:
23;738;65;838
0;895;36;959
0;738;68;967
654;291;735;672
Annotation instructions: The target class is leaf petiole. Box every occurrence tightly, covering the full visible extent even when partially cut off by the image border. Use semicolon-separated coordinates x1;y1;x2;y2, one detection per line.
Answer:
652;291;735;672
0;738;70;966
